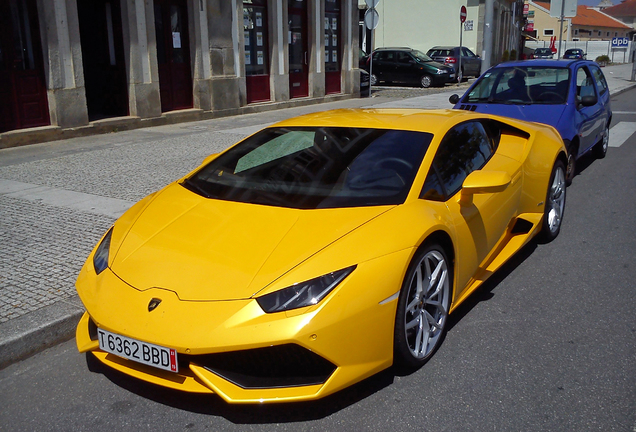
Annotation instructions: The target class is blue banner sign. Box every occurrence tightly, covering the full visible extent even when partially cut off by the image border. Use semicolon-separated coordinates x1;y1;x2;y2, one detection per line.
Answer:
611;37;629;48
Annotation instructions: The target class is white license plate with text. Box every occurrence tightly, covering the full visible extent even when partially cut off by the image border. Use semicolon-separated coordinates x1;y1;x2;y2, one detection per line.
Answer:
97;328;178;373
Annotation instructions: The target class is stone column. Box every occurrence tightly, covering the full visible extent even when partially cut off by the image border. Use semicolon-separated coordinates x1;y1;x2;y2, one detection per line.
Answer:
120;0;162;118
270;0;290;101
36;0;89;128
202;0;240;111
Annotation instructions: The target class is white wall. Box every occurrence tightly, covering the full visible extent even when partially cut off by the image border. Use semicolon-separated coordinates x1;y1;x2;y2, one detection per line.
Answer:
525;40;634;62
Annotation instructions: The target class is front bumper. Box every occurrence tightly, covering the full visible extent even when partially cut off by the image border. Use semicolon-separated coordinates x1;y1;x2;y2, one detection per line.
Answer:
76;250;411;403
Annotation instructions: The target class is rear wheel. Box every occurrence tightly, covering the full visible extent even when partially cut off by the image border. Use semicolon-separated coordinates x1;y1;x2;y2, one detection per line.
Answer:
394;243;452;370
539;160;566;242
420;74;432;88
565;143;577;185
593;125;609;159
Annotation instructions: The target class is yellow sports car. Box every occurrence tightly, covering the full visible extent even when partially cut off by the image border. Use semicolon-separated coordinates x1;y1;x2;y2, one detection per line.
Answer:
76;109;567;403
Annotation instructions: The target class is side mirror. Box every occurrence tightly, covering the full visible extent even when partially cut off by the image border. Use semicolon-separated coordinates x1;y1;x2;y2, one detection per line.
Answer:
458;171;511;206
580;95;597;107
449;94;460;104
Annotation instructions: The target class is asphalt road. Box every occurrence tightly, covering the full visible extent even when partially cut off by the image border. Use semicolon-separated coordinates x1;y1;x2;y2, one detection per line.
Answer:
1;89;635;432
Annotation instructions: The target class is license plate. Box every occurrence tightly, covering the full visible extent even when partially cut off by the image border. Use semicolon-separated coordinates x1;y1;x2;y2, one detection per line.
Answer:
97;328;178;373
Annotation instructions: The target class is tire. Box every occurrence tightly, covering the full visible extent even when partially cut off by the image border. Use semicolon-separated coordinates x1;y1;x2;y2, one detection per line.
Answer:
565;143;577;186
370;74;378;86
593;125;609;159
394;243;452;370
538;159;567;243
420;74;432;88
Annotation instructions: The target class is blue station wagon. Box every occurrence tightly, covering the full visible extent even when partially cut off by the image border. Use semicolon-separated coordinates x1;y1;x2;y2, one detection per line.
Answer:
450;59;611;184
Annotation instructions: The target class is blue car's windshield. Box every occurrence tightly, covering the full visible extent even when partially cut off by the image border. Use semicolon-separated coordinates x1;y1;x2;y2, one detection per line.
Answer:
465;66;571;104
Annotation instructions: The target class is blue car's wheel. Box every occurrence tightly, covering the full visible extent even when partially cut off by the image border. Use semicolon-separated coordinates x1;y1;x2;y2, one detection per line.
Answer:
565;143;577;185
594;126;609;159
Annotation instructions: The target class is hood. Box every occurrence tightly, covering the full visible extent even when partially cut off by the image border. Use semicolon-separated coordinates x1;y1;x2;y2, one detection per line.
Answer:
110;183;391;301
458;103;567;131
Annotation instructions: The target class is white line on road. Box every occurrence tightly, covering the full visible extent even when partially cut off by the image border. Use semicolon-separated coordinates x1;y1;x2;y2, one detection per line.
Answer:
609;122;636;148
0;179;134;218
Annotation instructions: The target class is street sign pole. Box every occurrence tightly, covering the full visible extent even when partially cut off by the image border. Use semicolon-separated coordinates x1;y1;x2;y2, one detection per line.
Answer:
364;5;380;86
459;5;467;84
558;0;565;58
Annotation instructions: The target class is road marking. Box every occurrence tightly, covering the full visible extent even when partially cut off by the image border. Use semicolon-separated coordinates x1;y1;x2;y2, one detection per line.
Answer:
609;122;636;148
0;179;133;218
612;111;636;115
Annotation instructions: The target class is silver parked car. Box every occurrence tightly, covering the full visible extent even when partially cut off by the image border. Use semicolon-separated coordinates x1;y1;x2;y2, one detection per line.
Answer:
426;46;481;79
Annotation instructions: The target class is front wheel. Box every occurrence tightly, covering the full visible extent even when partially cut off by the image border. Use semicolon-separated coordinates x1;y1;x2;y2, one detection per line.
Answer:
394;243;452;370
420;74;432;88
593;125;609;159
370;74;378;86
539;160;567;243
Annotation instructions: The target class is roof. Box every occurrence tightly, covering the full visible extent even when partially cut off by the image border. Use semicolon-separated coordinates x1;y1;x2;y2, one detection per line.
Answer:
603;0;636;18
491;59;585;68
532;2;631;29
571;5;632;29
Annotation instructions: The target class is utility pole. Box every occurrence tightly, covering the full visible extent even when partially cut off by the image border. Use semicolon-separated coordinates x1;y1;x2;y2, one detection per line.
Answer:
482;0;494;71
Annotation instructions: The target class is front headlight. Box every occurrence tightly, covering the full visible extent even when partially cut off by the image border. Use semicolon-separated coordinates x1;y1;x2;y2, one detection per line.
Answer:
93;228;113;275
257;266;356;313
436;69;447;74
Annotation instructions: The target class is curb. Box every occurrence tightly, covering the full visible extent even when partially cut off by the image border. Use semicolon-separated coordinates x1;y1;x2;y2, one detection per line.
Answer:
0;296;84;370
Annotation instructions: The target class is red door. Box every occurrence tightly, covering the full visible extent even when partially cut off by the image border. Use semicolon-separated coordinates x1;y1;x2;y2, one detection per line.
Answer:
0;0;49;133
155;0;193;112
288;1;308;98
325;0;341;94
244;0;271;103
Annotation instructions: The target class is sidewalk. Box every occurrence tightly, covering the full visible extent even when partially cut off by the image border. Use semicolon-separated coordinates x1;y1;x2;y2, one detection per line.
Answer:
1;63;634;369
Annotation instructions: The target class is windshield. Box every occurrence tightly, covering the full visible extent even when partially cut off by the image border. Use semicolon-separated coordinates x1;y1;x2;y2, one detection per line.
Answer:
183;127;433;209
465;66;570;104
535;48;551;54
412;50;433;62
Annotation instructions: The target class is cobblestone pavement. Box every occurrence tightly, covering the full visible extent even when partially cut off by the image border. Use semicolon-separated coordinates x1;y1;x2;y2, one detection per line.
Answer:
369;79;474;99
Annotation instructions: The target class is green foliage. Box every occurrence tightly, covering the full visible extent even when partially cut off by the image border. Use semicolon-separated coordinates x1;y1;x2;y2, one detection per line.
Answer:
502;50;510;62
510;50;517;60
595;55;610;66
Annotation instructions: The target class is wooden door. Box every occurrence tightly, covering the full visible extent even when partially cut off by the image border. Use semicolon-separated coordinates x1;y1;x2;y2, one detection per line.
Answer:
0;0;49;132
155;0;193;112
288;1;308;98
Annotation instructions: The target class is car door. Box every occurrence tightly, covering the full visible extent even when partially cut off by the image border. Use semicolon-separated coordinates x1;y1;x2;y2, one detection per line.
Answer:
575;65;606;155
420;121;522;295
462;47;480;77
395;51;417;84
372;51;395;83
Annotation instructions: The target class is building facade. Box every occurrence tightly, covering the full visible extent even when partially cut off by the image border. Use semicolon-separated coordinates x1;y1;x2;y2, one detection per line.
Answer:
1;0;360;138
526;1;631;42
358;0;525;67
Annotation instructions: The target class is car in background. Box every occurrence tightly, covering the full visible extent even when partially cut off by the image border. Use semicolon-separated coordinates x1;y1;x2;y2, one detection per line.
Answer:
531;48;554;59
76;108;567;404
359;49;370;69
563;48;586;59
360;69;371;97
426;46;481;79
449;59;611;184
366;47;455;88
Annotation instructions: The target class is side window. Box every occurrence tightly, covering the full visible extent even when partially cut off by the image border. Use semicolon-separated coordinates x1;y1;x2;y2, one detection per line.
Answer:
576;67;596;99
421;122;494;201
589;65;608;95
462;47;475;57
397;52;412;64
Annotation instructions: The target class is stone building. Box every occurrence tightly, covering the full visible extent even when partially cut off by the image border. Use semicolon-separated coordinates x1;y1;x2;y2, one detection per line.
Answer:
0;0;360;143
